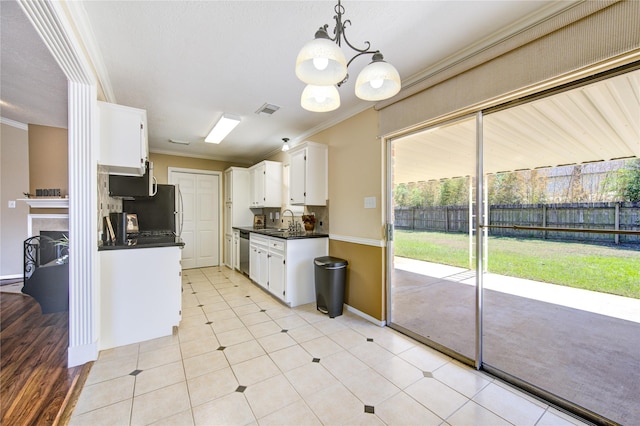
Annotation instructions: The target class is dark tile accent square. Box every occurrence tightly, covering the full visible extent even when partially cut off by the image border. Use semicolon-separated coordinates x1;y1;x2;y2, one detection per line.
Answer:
245;295;251;298
129;369;142;376
236;385;247;393
234;285;239;287
367;338;374;342
312;358;320;363
217;346;226;351
192;291;197;294
423;371;433;378
364;405;375;414
260;309;266;312
281;329;288;333
206;321;213;325
198;304;204;307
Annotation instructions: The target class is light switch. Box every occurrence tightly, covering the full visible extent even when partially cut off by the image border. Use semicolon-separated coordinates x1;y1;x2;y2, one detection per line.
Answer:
8;200;16;208
364;197;376;209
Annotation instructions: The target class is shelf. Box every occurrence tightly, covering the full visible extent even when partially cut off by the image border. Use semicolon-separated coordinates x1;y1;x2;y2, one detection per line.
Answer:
19;198;69;208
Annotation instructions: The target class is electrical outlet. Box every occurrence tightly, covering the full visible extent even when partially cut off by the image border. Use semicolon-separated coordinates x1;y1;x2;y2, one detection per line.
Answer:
8;200;16;208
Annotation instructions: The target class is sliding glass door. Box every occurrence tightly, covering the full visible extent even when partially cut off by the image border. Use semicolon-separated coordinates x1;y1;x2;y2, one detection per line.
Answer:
388;115;479;362
480;69;640;425
387;67;640;424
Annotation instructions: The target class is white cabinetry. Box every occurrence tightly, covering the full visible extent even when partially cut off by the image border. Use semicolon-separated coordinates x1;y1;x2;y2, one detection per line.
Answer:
224;234;232;267
249;234;269;288
98;101;148;176
233;230;240;270
224;167;252;269
266;238;286;301
99;247;181;350
250;234;328;307
289;141;327;206
249;161;282;208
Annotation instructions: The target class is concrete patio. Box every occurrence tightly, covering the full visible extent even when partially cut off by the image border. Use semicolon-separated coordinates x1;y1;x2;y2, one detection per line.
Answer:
391;257;640;425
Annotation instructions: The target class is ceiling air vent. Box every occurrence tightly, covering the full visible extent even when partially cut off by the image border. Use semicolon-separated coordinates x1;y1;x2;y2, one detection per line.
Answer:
255;103;280;115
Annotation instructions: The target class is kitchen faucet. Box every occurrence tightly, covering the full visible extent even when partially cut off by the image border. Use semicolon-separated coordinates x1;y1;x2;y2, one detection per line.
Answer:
282;209;296;232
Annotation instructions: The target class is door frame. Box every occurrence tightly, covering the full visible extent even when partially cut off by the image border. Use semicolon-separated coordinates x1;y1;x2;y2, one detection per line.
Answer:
168;167;223;267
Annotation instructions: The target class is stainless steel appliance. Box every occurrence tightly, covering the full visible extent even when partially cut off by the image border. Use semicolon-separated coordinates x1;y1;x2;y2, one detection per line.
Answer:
123;184;182;236
239;229;250;276
108;161;156;199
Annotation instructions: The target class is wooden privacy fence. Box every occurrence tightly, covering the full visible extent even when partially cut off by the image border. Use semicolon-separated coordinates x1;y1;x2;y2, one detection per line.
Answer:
394;202;640;244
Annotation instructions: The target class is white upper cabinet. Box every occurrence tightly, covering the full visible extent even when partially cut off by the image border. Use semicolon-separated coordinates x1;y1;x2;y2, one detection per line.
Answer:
98;101;148;176
288;141;327;206
224;167;253;234
249;161;282;208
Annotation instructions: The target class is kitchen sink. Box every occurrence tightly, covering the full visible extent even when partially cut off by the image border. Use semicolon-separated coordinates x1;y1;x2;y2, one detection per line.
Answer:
261;228;289;234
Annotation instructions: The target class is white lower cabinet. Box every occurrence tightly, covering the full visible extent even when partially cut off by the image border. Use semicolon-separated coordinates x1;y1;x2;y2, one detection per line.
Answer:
224;233;233;268
267;240;285;300
249;234;269;289
99;246;182;350
233;230;240;270
250;233;328;307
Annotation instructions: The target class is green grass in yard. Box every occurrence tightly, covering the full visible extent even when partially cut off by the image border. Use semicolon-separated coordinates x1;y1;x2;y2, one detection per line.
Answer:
394;230;640;299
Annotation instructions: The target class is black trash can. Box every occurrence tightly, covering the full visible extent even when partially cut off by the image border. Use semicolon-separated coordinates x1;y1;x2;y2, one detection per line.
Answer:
314;256;348;318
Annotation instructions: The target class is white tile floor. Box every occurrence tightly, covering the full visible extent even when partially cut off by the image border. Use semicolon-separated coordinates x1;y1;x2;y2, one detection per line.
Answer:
70;267;589;426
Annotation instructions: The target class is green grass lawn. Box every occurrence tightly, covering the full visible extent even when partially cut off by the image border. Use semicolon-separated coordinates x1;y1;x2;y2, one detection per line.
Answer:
394;230;640;299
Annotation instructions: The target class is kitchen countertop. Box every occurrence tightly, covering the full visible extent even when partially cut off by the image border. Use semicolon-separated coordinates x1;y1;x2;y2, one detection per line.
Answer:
98;235;185;251
234;226;328;240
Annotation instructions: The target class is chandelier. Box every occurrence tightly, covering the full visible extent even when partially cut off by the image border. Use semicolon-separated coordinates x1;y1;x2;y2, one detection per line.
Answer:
295;0;401;112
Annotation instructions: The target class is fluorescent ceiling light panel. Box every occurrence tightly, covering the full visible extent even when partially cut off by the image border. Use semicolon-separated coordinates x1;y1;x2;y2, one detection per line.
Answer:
205;113;241;144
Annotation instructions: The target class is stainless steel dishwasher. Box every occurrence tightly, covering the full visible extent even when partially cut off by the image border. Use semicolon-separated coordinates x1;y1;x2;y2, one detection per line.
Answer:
239;230;250;276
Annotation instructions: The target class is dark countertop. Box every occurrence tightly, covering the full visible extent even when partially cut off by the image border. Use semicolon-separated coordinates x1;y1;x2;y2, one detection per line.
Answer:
233;226;329;240
98;236;185;251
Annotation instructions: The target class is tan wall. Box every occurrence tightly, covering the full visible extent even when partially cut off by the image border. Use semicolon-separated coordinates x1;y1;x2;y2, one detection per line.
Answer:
1;122;30;277
308;108;384;240
28;124;68;215
150;153;243;184
329;239;386;320
307;108;387;321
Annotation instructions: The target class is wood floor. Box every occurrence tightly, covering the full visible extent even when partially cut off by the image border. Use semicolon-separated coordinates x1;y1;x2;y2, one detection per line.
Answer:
0;292;91;425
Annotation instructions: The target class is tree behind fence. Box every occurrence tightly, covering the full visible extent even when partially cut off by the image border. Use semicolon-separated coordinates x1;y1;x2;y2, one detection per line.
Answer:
394;202;640;244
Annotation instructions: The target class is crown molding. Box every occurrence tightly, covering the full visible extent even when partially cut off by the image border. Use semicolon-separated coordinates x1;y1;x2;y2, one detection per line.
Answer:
0;117;28;130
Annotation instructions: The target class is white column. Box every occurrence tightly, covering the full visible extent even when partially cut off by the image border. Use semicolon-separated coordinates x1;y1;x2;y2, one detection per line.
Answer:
18;0;99;366
67;81;98;366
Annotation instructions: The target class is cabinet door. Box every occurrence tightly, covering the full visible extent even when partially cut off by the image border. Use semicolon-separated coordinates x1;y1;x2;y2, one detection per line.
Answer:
224;234;232;268
98;101;148;176
268;250;285;301
225;203;233;235
249;242;259;282
253;164;265;207
289;149;306;205
258;248;269;289
233;232;240;270
224;170;233;203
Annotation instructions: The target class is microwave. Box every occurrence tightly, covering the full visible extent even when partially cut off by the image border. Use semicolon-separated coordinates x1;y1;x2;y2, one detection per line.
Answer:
108;161;156;199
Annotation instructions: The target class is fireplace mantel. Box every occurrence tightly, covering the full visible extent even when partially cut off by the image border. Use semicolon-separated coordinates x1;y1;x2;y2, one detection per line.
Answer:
19;198;69;209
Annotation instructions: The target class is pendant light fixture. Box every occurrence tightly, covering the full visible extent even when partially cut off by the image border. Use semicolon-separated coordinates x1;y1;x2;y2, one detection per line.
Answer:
295;0;400;112
281;137;290;152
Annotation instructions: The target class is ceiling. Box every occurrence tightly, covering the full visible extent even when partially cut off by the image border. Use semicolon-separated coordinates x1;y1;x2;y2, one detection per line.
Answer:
1;0;579;164
393;69;640;184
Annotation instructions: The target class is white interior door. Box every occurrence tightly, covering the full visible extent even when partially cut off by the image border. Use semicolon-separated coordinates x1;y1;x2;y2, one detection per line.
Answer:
196;174;218;266
169;169;221;269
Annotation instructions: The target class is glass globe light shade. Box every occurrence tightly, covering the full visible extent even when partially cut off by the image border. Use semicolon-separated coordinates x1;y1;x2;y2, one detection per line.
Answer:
301;85;340;112
296;37;347;85
355;55;401;101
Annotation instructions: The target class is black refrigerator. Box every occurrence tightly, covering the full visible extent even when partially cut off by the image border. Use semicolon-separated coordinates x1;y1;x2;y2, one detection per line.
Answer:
123;184;181;235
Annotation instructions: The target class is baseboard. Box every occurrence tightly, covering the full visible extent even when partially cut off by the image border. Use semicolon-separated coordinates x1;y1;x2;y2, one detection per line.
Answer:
345;304;387;327
0;274;23;281
68;341;98;367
